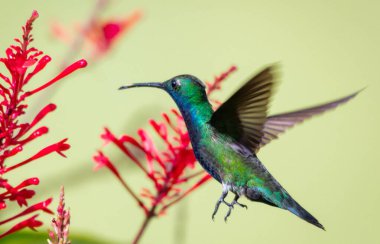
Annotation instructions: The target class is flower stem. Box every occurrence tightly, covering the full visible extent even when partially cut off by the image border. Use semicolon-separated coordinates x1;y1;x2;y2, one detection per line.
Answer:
132;184;168;244
132;206;156;244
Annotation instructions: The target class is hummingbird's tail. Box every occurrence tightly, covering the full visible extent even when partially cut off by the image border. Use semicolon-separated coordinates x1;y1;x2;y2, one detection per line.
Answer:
283;196;325;230
246;187;325;230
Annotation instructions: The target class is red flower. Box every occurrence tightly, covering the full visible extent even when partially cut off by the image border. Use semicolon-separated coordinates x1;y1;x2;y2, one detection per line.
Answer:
87;10;142;56
51;6;142;59
0;11;87;239
93;66;236;243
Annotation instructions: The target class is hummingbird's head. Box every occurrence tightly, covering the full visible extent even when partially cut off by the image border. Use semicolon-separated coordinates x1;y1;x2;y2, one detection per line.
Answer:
119;74;209;105
162;75;207;103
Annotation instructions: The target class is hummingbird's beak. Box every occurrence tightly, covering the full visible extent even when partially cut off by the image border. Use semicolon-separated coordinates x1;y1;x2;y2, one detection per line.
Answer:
119;82;164;90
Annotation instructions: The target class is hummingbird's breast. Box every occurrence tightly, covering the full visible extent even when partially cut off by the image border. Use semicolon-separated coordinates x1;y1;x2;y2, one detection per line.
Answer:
188;123;256;185
186;122;224;183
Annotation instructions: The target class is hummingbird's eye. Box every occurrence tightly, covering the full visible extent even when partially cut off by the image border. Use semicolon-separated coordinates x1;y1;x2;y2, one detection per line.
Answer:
171;79;181;90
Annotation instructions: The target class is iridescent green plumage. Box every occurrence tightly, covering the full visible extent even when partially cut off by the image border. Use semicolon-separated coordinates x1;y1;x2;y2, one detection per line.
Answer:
120;66;360;230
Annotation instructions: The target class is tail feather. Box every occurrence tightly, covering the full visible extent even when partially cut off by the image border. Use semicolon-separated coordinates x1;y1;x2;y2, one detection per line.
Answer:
284;197;325;230
246;187;324;230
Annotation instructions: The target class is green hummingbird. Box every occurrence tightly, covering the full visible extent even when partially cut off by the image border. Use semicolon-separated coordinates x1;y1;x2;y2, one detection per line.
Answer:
120;65;360;230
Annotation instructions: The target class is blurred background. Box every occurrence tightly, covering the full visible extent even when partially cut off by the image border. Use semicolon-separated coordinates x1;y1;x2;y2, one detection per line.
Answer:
0;0;379;243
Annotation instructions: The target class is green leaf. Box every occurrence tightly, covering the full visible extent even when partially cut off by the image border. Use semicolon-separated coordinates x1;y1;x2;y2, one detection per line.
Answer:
0;231;110;244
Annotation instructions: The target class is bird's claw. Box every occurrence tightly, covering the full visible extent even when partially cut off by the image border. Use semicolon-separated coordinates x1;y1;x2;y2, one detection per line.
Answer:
212;188;247;222
212;199;223;221
224;201;233;222
212;211;217;221
223;199;247;222
231;199;248;209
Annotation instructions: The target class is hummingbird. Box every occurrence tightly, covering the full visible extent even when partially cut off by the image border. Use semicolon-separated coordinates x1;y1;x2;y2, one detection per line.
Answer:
119;65;360;230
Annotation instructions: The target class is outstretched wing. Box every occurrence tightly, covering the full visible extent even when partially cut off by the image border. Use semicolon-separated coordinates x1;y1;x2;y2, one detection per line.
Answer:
257;90;362;151
209;65;278;152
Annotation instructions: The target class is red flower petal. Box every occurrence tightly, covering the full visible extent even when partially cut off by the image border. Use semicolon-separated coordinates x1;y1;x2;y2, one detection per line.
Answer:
0;198;52;226
29;103;57;129
2;139;70;173
16;126;49;145
22;59;87;98
23;55;51;85
0;214;43;239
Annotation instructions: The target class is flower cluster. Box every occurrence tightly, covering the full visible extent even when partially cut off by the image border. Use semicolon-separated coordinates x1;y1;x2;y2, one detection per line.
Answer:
93;66;236;243
0;11;87;238
51;1;142;60
94;111;210;216
48;187;71;244
84;10;142;58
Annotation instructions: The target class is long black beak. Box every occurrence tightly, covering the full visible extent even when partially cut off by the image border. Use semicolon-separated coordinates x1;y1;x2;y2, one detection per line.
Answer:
119;82;164;90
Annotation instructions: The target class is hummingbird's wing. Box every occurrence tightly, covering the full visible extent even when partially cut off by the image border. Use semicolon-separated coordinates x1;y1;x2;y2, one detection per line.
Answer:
257;90;361;150
209;65;278;152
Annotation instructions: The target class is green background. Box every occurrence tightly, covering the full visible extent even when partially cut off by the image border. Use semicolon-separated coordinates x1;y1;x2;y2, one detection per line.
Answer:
0;0;378;243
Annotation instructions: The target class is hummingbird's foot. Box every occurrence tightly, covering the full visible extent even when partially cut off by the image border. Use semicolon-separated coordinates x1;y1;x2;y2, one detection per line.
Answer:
212;185;229;221
224;203;233;222
223;195;247;222
231;194;248;209
212;185;246;222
